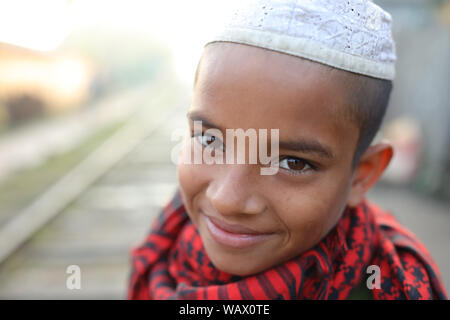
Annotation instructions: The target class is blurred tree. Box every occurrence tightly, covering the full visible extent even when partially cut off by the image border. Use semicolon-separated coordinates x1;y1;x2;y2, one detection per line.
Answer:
62;27;172;97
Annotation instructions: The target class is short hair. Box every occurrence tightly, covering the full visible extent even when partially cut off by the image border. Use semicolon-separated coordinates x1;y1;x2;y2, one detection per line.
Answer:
345;75;393;165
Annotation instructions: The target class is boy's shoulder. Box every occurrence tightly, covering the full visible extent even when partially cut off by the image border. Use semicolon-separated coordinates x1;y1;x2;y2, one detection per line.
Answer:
364;200;447;299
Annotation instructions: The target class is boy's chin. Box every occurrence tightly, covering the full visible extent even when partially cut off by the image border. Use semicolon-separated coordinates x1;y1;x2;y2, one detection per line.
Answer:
209;256;267;277
203;244;279;277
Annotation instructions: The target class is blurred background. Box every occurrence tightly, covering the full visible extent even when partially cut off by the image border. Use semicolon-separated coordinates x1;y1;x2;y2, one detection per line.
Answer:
0;0;448;298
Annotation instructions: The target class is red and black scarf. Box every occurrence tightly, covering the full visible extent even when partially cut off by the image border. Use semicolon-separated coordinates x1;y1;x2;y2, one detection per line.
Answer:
128;190;447;300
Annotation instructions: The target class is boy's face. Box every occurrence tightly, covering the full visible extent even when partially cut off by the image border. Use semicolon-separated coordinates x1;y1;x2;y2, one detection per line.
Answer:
177;43;361;276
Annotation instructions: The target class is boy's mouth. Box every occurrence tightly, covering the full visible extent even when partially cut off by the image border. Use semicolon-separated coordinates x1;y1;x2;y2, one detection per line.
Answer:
201;213;275;249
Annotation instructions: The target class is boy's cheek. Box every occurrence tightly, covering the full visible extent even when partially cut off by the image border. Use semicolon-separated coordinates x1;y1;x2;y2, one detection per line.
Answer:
177;140;203;192
177;141;219;198
177;161;212;216
279;181;349;241
177;163;198;200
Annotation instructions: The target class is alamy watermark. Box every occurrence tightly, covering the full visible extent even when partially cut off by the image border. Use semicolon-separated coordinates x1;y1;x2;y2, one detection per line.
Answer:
171;120;280;175
366;264;381;290
66;264;81;290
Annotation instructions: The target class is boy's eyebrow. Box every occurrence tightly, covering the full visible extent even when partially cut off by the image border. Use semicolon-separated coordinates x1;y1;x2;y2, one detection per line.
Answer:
187;111;224;131
278;139;334;159
187;110;334;159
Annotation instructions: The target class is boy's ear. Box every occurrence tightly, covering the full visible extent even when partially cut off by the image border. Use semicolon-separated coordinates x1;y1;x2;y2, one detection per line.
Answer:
347;142;393;207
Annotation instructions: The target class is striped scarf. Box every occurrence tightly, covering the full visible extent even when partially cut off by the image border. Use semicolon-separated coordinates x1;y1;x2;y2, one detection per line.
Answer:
128;190;447;300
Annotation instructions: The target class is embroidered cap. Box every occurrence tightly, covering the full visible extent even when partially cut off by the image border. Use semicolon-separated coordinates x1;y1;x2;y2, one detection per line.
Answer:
205;0;396;80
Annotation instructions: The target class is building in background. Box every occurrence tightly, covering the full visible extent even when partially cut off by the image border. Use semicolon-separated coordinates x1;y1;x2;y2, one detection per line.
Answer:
0;43;93;126
377;0;450;199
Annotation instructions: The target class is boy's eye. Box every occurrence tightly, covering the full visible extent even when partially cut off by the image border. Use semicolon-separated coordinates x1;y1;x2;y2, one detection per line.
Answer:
193;132;224;150
279;157;313;174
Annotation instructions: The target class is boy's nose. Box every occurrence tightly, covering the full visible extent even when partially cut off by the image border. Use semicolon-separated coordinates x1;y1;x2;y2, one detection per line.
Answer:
205;165;266;217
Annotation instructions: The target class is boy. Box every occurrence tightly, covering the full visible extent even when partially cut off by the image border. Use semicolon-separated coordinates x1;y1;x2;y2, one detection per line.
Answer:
128;0;448;299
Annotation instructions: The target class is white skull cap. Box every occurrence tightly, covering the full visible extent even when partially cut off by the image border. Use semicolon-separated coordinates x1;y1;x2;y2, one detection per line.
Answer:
205;0;396;80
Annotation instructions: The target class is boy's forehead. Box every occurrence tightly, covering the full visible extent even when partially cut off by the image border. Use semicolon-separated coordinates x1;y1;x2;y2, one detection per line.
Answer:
197;43;353;124
201;43;332;84
193;43;359;158
199;43;356;99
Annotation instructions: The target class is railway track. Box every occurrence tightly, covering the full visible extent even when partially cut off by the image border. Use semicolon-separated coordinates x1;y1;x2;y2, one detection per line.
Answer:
0;78;189;299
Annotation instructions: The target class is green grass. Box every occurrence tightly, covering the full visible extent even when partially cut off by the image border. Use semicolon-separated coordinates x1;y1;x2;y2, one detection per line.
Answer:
0;120;126;226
